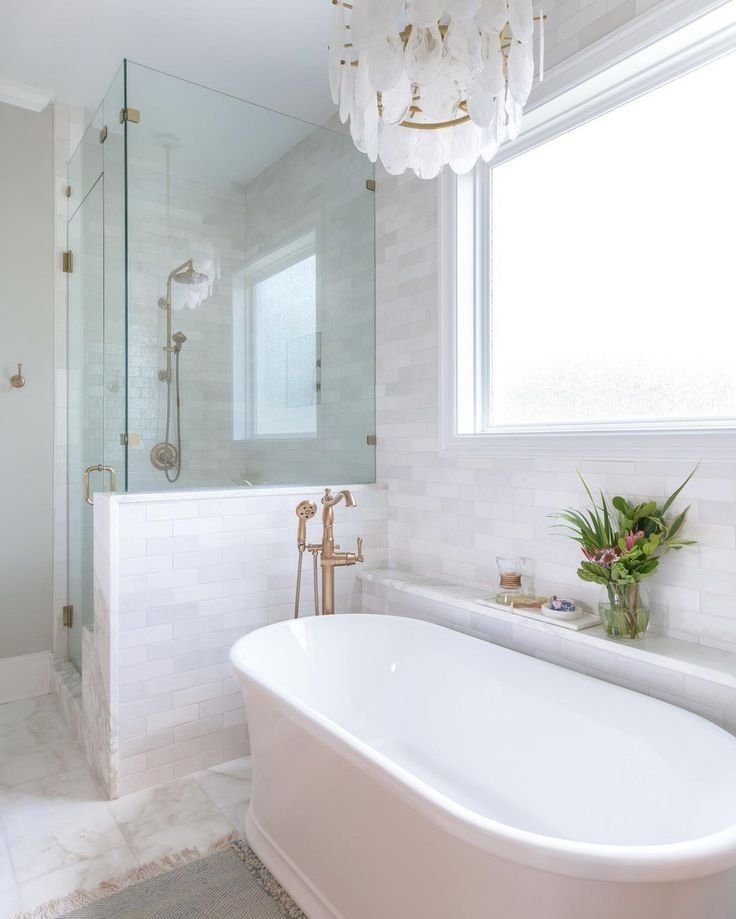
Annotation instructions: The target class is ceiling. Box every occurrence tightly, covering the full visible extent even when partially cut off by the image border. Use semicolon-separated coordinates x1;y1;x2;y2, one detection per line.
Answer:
0;0;336;125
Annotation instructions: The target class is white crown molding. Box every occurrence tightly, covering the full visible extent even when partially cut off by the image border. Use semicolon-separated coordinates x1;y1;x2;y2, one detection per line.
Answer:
0;77;54;112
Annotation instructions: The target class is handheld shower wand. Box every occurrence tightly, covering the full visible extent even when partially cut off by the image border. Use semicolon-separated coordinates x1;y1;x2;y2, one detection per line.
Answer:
151;260;208;482
294;501;318;618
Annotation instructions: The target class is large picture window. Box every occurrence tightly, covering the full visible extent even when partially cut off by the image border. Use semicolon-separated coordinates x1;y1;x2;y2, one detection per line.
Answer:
448;4;736;451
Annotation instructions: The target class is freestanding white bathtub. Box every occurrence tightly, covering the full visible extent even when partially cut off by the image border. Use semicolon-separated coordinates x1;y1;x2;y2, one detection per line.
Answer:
230;614;736;919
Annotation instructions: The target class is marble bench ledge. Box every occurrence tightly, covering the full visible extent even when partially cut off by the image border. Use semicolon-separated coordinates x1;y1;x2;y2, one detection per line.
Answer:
357;567;736;730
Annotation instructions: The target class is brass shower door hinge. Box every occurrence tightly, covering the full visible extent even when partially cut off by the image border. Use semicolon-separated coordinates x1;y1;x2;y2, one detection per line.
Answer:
65;185;71;197
62;251;73;273
119;107;140;124
366;178;376;191
62;605;73;628
99;125;108;143
367;434;377;445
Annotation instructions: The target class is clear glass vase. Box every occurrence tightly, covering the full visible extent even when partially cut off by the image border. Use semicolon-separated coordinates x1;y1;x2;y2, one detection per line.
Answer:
598;583;650;640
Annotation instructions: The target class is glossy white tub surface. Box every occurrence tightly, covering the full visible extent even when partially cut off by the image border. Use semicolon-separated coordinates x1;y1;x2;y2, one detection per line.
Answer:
230;614;736;919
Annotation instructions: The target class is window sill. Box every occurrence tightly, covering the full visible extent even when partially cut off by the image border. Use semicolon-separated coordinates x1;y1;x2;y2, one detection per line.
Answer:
441;427;736;459
358;567;736;729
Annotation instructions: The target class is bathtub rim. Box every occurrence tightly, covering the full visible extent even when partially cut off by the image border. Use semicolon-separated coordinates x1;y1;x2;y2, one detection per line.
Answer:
230;614;736;884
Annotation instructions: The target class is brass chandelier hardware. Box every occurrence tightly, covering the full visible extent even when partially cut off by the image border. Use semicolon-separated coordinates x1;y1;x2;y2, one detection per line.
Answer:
328;0;546;178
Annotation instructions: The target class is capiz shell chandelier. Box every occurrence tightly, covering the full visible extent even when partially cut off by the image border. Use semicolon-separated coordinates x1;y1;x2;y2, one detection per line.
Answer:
328;0;544;179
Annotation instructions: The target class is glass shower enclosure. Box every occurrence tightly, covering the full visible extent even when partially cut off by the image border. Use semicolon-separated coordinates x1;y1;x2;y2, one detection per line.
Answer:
66;61;376;670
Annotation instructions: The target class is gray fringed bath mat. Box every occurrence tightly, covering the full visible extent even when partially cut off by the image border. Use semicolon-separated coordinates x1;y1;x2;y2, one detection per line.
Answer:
28;840;305;919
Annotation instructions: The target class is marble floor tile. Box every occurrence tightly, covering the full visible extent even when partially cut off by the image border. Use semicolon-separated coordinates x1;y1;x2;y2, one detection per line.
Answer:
218;798;249;836
108;776;235;864
2;769;128;883
0;695;243;916
0;766;104;817
18;845;139;913
192;756;252;808
0;822;21;916
0;738;85;788
0;883;22;918
0;707;71;756
0;695;58;728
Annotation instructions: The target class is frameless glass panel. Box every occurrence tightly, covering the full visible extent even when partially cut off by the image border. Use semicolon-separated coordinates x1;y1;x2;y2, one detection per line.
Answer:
67;104;103;221
124;61;375;490
65;64;126;673
103;65;127;485
67;178;104;671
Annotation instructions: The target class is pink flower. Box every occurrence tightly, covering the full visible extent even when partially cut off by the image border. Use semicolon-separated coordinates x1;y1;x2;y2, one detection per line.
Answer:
582;546;622;568
625;530;645;551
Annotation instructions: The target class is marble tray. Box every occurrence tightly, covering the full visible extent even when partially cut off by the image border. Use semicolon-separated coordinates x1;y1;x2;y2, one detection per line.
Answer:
476;597;600;631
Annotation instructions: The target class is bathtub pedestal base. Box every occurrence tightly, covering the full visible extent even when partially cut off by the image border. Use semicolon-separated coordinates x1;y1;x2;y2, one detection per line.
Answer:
245;805;336;919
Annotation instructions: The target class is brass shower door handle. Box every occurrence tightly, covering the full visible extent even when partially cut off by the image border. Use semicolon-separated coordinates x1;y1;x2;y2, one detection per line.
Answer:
83;464;116;506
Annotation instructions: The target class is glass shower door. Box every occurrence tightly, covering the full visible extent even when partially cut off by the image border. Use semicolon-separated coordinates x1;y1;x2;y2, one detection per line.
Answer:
66;66;126;673
67;177;106;670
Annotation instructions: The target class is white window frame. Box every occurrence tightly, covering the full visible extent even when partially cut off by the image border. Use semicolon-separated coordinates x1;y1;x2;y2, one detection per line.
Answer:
233;232;318;441
440;0;736;458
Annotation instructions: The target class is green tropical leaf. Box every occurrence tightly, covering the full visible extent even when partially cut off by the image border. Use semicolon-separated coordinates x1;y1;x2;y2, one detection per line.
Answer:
661;465;699;516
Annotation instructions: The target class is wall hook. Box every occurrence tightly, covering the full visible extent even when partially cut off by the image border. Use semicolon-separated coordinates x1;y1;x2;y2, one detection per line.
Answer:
10;363;25;388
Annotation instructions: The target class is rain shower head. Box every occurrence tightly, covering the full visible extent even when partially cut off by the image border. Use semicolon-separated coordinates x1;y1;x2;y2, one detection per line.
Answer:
173;261;209;286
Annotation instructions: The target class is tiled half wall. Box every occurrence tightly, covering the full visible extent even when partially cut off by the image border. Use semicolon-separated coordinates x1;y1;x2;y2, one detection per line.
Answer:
93;485;387;797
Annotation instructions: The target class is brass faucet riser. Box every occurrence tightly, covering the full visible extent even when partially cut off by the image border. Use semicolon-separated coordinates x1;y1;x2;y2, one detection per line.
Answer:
293;488;364;617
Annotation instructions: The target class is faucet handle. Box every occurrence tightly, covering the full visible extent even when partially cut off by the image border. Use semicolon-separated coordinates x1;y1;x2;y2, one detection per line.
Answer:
356;537;364;563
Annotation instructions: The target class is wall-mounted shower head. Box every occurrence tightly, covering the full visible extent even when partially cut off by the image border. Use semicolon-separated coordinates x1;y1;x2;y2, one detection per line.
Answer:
172;330;187;353
173;261;209;286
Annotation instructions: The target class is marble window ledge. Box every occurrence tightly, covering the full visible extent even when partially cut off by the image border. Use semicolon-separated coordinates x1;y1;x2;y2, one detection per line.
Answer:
358;568;736;696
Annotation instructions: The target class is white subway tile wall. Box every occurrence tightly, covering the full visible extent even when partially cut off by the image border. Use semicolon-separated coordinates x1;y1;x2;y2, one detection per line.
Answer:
374;166;736;655
103;486;386;795
538;0;665;69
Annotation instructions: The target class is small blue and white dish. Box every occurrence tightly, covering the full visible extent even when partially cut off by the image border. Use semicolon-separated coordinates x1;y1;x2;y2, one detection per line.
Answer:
542;596;581;621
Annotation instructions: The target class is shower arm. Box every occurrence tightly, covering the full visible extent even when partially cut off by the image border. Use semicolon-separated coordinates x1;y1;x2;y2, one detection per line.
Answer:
159;258;193;382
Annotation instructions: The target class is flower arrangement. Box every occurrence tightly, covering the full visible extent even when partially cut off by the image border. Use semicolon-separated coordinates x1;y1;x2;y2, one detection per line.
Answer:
554;470;697;639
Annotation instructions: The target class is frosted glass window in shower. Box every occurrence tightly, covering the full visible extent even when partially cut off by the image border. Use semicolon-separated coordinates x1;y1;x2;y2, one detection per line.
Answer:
238;241;319;438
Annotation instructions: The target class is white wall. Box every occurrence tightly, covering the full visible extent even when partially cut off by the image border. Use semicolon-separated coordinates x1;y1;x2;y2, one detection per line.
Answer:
374;3;736;656
0;101;54;658
541;0;666;68
375;179;736;652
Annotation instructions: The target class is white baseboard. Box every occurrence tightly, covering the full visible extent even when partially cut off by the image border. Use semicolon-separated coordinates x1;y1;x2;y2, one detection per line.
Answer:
0;651;52;704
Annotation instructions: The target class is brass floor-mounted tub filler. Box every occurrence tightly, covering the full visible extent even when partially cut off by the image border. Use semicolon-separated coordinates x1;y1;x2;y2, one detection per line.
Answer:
294;488;364;617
